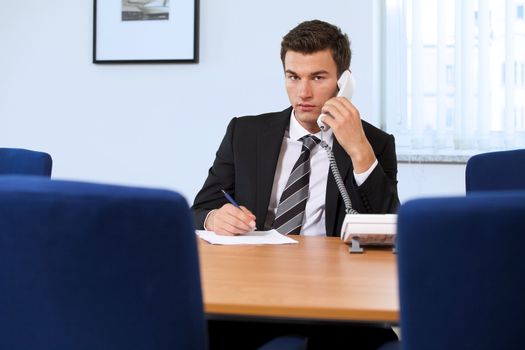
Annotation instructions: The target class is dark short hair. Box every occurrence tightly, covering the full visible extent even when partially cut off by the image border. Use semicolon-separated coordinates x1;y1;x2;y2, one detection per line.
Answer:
280;20;351;76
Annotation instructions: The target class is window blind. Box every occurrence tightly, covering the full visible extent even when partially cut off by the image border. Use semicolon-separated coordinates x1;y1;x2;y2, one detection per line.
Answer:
384;0;525;161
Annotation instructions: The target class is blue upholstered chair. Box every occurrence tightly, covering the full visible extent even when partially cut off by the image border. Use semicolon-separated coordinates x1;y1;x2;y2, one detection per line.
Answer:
0;148;52;177
0;176;306;350
379;192;525;350
465;149;525;192
0;176;206;350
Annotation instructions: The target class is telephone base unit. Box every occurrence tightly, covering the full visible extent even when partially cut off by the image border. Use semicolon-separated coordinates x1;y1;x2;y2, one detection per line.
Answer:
340;214;397;253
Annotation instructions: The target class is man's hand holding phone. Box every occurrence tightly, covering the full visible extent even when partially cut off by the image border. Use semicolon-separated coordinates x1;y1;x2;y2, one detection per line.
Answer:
318;71;376;173
320;97;376;173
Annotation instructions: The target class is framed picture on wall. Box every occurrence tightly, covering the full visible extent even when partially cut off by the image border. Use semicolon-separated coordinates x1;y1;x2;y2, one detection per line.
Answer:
93;0;199;63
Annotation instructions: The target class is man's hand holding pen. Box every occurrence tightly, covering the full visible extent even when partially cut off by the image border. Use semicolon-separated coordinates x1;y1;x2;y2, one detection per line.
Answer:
204;190;256;235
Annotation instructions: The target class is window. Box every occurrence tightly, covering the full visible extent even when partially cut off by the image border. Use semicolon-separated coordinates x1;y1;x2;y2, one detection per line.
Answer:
383;0;525;162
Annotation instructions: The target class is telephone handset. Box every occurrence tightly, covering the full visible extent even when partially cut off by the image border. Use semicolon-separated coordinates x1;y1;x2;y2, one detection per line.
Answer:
317;70;355;131
316;70;397;253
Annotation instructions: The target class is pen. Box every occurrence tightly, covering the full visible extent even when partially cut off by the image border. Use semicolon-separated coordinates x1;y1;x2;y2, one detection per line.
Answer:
221;189;240;208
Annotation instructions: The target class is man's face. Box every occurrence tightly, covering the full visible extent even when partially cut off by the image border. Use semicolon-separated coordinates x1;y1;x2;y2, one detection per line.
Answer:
284;49;339;133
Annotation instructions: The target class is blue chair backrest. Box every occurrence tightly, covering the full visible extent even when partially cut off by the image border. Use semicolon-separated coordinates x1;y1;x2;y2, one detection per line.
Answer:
466;149;525;193
396;192;525;350
0;148;52;177
0;176;206;350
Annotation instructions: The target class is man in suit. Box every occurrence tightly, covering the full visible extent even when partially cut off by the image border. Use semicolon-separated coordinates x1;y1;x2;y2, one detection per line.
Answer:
192;20;399;236
192;19;399;349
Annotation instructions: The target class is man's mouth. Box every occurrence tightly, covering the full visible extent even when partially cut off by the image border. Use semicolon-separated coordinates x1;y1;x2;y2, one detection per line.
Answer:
297;103;316;112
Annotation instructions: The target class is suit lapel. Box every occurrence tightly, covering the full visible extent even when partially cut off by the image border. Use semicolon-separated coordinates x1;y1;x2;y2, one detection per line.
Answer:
325;139;353;235
255;108;291;228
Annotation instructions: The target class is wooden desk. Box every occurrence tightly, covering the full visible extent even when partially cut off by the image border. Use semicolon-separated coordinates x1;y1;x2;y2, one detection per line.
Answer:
198;235;399;325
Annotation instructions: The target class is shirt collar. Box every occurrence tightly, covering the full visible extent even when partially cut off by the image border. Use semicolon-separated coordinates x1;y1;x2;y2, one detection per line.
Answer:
289;109;333;144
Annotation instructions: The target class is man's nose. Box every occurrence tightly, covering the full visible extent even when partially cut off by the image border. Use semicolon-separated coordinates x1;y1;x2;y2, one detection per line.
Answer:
298;81;313;99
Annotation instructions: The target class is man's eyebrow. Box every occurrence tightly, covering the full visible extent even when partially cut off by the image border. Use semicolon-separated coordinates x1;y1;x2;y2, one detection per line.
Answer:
284;69;330;77
310;70;330;76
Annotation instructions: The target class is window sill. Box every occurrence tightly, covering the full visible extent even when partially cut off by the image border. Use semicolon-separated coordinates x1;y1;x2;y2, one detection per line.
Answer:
397;152;470;164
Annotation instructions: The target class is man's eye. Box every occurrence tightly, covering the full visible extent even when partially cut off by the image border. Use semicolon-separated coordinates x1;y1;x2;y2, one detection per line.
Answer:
288;76;299;81
313;76;324;81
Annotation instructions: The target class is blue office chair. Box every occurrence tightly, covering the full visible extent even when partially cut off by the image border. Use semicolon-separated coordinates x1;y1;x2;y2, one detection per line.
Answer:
465;149;525;193
0;176;206;350
379;192;525;350
0;147;52;177
0;176;306;350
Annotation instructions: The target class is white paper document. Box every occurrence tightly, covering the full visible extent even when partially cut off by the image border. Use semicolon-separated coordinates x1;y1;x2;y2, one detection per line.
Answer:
196;229;298;245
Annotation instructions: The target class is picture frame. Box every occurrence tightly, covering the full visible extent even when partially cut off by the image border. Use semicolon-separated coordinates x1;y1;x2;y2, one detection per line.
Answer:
93;0;199;64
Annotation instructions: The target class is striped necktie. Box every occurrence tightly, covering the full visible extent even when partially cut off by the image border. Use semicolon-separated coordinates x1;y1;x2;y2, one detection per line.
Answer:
273;135;320;235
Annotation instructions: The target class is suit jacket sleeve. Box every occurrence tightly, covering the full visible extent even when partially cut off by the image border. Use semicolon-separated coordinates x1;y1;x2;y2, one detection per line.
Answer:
191;118;237;229
356;131;399;214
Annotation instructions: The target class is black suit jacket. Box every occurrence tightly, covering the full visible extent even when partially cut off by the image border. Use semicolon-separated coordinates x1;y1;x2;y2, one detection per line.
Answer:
191;107;399;237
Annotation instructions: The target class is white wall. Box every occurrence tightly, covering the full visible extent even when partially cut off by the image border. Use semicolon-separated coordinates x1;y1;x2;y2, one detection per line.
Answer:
398;163;465;202
0;0;465;204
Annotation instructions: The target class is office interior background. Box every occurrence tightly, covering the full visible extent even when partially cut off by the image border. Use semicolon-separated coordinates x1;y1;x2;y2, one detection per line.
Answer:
2;0;522;204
